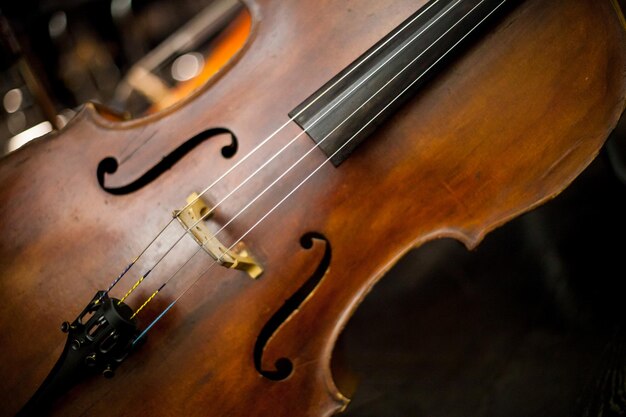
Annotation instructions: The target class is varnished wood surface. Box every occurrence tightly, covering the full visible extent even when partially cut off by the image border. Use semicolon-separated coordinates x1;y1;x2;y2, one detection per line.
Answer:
0;0;625;416
337;156;626;417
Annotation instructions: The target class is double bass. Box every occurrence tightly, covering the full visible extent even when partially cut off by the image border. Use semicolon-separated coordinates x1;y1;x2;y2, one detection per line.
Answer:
1;0;625;415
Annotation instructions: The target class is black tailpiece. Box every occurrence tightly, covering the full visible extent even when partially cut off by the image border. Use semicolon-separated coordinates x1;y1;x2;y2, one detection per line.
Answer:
17;291;138;417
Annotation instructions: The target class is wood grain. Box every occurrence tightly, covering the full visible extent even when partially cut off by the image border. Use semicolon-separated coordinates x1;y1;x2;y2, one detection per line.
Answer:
0;0;624;416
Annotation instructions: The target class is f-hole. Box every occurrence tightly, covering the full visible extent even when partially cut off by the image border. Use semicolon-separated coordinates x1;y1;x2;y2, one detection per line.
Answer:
254;232;331;381
97;127;238;195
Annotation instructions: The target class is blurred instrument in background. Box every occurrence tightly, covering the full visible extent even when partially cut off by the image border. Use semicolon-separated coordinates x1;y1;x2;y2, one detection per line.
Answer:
0;0;249;155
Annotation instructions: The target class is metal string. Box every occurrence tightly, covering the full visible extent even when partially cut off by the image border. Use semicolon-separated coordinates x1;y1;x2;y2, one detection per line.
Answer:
132;0;507;344
102;0;444;296
198;0;472;244
115;0;455;302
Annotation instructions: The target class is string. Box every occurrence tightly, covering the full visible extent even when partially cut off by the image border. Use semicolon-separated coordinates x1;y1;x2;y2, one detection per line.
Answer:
129;247;202;319
173;0;460;236
113;0;448;300
611;0;626;32
115;0;455;302
103;0;444;296
131;0;493;321
200;0;473;242
132;0;507;344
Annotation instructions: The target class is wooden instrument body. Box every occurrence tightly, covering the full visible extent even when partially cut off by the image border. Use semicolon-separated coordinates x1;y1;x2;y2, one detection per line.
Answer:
0;0;625;416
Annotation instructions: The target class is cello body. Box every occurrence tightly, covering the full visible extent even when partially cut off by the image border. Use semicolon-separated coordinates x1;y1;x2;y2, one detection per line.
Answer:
1;0;625;416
